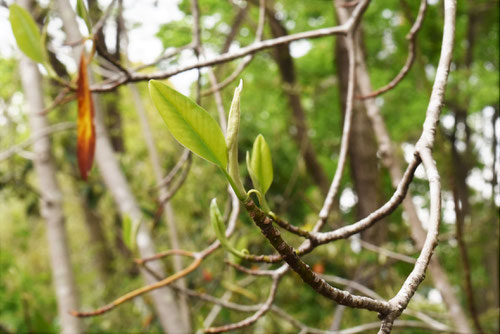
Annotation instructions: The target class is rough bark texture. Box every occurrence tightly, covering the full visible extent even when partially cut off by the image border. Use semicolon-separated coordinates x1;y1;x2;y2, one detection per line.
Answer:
18;3;82;331
335;30;387;245
266;11;330;196
54;0;189;331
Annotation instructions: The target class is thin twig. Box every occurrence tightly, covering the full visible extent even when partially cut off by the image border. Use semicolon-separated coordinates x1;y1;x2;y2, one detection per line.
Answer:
225;260;277;276
40;87;74;114
135;249;195;265
155;149;191;189
71;255;203;317
89;0;370;92
378;0;456;330
359;240;416;264
0;122;75;162
91;0;118;36
205;268;285;333
156;152;192;204
358;0;427;99
201;0;266;96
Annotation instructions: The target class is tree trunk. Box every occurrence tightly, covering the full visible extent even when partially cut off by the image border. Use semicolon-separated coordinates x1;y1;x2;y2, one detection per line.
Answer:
130;84;192;331
335;30;387;245
80;195;114;279
265;11;331;196
335;4;472;333
18;2;82;332
54;0;189;332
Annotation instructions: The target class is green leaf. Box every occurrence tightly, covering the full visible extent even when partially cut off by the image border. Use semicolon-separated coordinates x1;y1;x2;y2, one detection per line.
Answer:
122;215;141;251
210;199;246;258
76;0;92;33
9;4;45;63
226;80;245;197
249;134;273;195
149;80;228;169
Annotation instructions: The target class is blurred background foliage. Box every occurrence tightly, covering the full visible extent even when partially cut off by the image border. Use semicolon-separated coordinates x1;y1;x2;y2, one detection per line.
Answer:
0;0;498;333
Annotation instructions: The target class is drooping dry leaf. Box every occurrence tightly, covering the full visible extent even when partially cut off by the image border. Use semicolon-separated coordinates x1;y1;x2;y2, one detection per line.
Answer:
76;52;96;180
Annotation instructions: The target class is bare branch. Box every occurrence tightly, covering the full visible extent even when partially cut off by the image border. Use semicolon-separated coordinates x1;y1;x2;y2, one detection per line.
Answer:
155;149;191;189
89;0;371;92
91;0;118;37
135;249;196;265
71;255;203;317
378;0;457;330
225;260;278;277
201;0;266;96
359;240;416;264
358;0;427;99
156;152;192;204
0;122;75;162
244;199;391;314
205;268;285;333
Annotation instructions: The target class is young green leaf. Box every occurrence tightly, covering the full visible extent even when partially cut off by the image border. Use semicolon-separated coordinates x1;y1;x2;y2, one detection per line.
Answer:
76;0;92;33
210;199;247;258
122;215;141;252
9;4;45;63
149;80;228;169
249;134;273;195
226;80;245;197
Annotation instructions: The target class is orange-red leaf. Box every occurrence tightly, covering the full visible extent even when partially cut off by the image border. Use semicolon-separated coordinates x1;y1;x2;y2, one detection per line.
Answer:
76;52;95;180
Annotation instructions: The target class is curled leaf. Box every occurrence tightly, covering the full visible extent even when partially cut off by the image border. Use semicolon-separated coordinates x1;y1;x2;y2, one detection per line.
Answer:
76;52;96;180
149;80;228;169
210;199;246;258
226;80;245;198
9;4;45;63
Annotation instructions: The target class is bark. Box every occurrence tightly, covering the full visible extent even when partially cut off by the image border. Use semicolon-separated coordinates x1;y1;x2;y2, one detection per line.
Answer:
341;18;473;334
265;11;330;196
80;195;114;279
54;0;189;332
18;2;82;332
130;84;191;330
335;30;387;245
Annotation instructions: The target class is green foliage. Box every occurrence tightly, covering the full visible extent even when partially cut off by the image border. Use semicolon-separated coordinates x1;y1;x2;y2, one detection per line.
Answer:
1;0;499;332
210;198;247;258
122;215;140;252
76;0;92;33
149;80;228;169
156;21;192;48
247;134;273;196
9;4;45;64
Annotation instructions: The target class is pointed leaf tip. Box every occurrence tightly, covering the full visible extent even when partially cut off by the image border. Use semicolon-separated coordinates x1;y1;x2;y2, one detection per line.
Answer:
9;4;45;63
149;80;228;169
